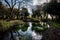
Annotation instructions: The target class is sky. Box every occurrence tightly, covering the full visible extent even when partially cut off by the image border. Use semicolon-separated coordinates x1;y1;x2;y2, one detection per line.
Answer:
33;0;50;5
27;0;50;14
2;0;50;14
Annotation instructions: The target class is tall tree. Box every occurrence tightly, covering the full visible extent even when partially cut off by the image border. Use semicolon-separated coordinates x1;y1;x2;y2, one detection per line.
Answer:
16;1;23;19
0;0;5;19
4;0;18;19
43;0;60;22
22;8;29;19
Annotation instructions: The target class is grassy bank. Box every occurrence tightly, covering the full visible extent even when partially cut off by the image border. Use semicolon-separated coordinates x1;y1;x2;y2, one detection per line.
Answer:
0;20;24;31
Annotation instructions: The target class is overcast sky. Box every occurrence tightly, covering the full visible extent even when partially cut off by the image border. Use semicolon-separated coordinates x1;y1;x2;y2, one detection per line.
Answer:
27;0;50;14
33;0;50;5
2;0;50;14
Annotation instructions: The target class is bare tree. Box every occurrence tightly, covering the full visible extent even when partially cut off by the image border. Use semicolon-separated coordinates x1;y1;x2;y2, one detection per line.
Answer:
16;1;23;19
4;0;18;19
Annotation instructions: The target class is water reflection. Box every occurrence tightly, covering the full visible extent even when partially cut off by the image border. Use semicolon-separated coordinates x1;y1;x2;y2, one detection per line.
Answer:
27;22;32;32
17;22;42;40
32;31;42;40
3;22;50;40
12;22;43;40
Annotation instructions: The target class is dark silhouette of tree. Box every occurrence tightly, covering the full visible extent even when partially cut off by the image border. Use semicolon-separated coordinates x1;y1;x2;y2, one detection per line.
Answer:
22;8;29;19
0;0;6;19
43;0;60;22
32;5;41;19
4;0;18;19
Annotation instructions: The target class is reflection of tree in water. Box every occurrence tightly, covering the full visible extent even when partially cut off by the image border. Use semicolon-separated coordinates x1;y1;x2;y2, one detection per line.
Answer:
32;22;50;33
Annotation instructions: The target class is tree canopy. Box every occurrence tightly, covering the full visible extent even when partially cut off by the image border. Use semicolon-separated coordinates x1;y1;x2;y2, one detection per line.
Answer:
43;3;60;15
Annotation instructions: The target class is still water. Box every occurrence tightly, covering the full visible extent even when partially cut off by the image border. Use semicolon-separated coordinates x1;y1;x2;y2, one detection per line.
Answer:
3;22;50;40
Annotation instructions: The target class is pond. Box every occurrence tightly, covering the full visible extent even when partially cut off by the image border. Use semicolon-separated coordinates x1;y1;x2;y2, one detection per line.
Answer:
3;22;50;40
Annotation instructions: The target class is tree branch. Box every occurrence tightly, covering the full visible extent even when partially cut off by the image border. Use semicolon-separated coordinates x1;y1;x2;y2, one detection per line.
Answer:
4;0;11;7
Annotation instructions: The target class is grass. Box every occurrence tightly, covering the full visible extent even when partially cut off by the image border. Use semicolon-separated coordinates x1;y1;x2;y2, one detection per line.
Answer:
0;20;24;31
